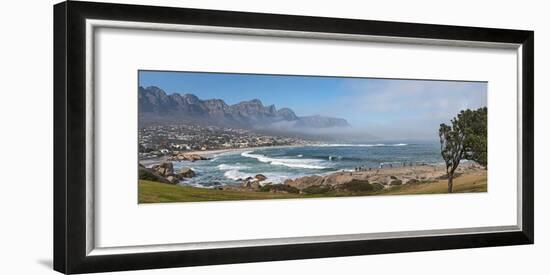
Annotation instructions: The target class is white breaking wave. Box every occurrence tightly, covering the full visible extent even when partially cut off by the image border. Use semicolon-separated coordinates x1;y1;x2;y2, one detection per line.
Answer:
328;155;343;161
223;169;254;181
241;151;327;169
217;163;248;171
314;143;408;147
223;169;299;184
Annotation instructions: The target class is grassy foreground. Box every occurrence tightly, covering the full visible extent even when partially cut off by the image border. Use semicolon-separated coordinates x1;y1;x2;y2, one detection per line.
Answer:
138;171;486;203
139;180;305;203
374;171;487;195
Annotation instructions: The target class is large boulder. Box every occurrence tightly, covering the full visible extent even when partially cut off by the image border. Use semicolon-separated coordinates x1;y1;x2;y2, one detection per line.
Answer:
178;167;196;178
170;153;210;162
187;154;208;161
242;179;261;189
389;179;403;186
322;172;356;186
151;162;174;176
255;174;267;181
138;165;171;184
165;175;179;184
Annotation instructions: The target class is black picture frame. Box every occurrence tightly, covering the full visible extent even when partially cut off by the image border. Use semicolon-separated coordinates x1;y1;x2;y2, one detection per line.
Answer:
54;1;534;274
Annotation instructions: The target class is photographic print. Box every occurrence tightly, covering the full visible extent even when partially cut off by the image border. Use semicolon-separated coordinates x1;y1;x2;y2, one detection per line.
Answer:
138;71;487;203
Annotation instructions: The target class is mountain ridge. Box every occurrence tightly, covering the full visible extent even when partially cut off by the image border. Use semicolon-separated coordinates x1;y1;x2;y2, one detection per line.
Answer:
138;86;350;129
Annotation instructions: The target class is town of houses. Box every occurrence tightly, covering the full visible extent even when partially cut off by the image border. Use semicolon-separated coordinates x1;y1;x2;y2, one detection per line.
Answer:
138;124;309;160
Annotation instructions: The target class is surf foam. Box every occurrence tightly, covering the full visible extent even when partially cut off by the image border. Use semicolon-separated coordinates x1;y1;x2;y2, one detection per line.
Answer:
241;151;327;169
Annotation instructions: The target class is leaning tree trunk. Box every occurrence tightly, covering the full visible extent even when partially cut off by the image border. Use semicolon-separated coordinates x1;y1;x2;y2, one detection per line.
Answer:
447;174;454;193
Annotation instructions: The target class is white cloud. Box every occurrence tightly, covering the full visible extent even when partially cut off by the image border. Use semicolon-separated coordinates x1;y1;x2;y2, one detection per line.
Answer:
336;79;487;140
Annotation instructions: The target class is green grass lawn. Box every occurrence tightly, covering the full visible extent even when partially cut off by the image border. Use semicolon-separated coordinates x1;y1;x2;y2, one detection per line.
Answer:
139;171;487;203
376;172;487;195
139;180;305;203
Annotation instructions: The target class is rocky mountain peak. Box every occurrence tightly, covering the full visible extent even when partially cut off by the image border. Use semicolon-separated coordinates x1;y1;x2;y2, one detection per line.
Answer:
138;86;349;128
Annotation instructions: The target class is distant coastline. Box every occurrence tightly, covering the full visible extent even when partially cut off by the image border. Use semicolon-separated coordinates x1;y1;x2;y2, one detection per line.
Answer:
139;144;303;167
186;144;302;157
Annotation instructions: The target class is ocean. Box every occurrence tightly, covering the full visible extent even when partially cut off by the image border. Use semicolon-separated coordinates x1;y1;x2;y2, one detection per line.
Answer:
170;141;444;188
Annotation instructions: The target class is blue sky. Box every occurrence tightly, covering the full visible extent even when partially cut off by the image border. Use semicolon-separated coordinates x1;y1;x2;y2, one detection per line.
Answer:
139;70;487;140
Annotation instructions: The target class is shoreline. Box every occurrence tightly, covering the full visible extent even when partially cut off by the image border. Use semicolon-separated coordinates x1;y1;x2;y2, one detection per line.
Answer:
139;144;483;190
139;164;487;203
184;144;302;157
139;144;303;166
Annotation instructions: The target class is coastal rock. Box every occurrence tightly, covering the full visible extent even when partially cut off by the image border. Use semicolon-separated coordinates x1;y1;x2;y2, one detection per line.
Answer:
389;179;403;186
151;162;174;177
378;181;388;186
178;167;196;178
249;181;261;189
254;174;267;181
242;179;261;189
406;178;420;185
169;153;209;162
322;172;356;186
138;165;172;184
166;175;179;184
285;175;324;189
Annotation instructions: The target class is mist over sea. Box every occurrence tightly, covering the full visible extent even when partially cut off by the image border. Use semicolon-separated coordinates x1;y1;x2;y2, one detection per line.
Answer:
168;141;443;188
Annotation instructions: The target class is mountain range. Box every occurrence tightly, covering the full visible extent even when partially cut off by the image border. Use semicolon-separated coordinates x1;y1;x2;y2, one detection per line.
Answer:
138;86;350;129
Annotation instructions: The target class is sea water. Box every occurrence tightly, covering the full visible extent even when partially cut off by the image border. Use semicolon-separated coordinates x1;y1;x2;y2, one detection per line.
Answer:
171;141;443;188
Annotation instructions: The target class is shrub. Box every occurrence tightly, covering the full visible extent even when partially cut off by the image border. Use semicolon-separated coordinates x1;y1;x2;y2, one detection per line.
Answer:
340;179;374;193
259;184;300;194
302;185;332;194
371;182;385;191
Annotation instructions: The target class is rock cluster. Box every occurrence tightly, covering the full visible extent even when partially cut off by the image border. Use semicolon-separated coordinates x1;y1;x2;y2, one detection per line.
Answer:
282;169;435;193
178;167;196;178
168;153;209;162
151;162;173;176
139;161;196;184
241;174;268;189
